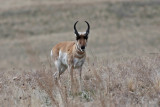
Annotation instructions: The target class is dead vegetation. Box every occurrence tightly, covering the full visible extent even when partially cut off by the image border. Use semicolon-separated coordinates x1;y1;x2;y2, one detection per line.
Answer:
1;54;160;106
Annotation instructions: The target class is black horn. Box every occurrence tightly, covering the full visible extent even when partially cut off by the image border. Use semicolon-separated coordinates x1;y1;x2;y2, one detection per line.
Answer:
85;21;90;36
74;21;79;36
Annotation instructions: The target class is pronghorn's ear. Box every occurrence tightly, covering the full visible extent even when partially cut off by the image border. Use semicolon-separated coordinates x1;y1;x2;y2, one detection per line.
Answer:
85;21;90;37
74;21;80;37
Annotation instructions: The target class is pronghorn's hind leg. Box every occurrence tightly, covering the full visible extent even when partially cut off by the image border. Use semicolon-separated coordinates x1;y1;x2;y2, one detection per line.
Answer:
59;64;67;77
54;60;61;79
54;60;67;79
53;61;67;107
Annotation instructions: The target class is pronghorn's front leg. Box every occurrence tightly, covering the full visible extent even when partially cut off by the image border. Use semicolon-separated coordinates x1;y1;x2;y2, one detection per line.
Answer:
68;65;74;92
78;67;82;92
54;60;67;80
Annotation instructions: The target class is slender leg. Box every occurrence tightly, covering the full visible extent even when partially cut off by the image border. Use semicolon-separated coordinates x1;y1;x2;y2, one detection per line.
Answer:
70;67;74;92
59;65;67;77
54;61;67;86
54;69;60;80
54;60;61;80
68;66;74;93
54;62;66;107
78;67;82;92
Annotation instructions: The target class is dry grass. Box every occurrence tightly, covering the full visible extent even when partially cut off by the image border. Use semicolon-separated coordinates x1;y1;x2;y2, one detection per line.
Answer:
1;54;160;106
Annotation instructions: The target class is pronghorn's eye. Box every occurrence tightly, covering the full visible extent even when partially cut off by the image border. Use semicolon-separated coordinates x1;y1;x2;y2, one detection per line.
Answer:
84;36;88;40
76;36;80;40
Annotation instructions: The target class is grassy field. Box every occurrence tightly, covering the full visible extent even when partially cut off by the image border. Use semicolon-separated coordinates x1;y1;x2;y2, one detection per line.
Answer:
0;0;160;106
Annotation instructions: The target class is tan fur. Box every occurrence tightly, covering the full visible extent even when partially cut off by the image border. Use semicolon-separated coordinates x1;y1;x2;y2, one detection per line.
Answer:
51;39;87;92
51;41;86;64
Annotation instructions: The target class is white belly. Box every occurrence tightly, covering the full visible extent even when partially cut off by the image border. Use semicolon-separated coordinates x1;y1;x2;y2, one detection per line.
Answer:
73;57;85;68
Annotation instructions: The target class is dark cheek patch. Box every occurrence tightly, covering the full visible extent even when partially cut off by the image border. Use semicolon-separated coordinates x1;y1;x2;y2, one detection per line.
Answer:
76;36;88;41
76;36;80;40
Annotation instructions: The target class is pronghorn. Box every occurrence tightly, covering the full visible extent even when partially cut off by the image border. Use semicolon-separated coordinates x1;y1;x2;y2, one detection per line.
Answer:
50;21;90;91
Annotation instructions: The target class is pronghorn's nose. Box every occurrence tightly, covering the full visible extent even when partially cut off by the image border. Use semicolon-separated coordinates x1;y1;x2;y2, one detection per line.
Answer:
81;46;85;50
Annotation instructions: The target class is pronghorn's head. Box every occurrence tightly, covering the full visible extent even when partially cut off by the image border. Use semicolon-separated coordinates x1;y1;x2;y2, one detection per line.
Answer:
74;21;90;52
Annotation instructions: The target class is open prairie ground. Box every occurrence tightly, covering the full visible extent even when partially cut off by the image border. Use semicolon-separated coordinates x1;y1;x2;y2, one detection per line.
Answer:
0;0;160;106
